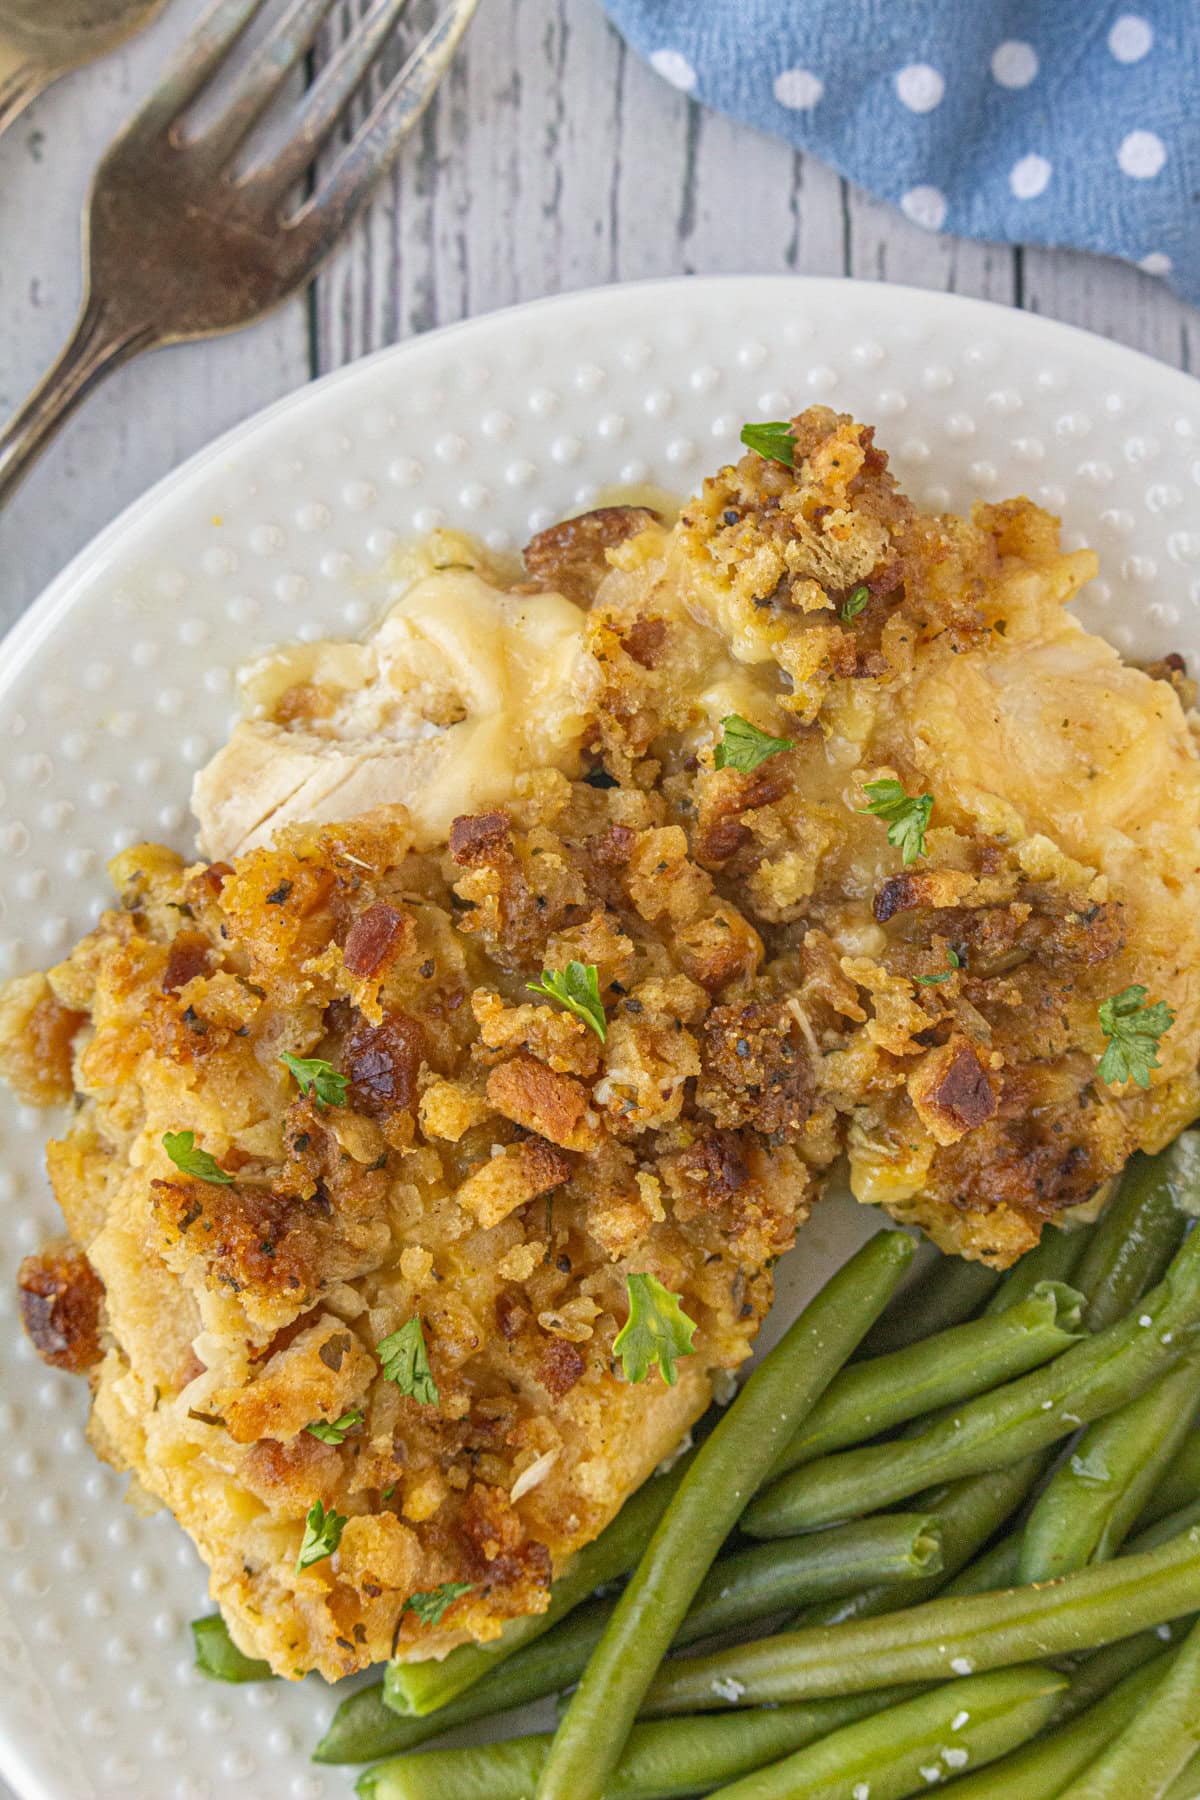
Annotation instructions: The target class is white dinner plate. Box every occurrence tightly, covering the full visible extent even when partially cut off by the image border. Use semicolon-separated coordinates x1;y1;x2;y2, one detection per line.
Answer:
0;276;1198;1800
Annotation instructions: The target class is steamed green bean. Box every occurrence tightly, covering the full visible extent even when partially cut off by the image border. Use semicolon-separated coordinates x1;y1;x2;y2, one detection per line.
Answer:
706;1668;1066;1800
1058;1614;1200;1798
1139;1431;1200;1527
789;1455;1047;1628
773;1281;1083;1479
533;1231;915;1800
936;1654;1173;1799
985;1222;1090;1313
1020;1351;1200;1581
856;1254;1001;1358
354;1693;900;1800
321;1513;942;1763
1075;1140;1198;1332
745;1224;1200;1536
640;1522;1200;1714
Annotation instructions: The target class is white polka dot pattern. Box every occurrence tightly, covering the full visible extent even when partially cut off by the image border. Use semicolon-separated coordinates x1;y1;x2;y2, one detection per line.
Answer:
0;278;1198;1798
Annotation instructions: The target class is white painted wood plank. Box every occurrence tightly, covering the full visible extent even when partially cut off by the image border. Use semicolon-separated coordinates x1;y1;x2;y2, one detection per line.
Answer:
0;0;311;629
1020;244;1197;370
845;181;1017;305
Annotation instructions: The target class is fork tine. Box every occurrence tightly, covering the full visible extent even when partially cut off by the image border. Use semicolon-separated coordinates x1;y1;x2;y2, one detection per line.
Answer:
190;0;337;170
243;0;413;198
126;0;266;141
283;0;478;243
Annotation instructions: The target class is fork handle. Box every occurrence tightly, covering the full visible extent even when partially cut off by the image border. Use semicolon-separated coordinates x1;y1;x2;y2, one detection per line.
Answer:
0;295;157;507
0;56;45;139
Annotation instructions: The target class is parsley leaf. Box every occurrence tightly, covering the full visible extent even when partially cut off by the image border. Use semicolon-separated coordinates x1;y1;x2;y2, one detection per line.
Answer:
1097;985;1175;1089
860;778;934;866
402;1582;474;1628
613;1273;698;1387
840;586;869;624
377;1317;439;1406
306;1409;364;1446
296;1499;347;1572
279;1052;349;1111
527;961;607;1042
163;1130;232;1186
915;947;962;987
739;420;796;468
713;714;795;774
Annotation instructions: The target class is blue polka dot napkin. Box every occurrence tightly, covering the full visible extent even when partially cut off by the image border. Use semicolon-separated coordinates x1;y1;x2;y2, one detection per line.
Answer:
602;2;1199;308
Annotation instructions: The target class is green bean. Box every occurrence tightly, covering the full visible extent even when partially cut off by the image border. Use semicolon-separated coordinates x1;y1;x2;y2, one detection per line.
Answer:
1139;1431;1200;1527
320;1601;613;1763
772;1282;1084;1479
1075;1139;1198;1332
790;1455;1048;1629
856;1253;1000;1358
985;1222;1091;1314
319;1513;942;1764
639;1522;1200;1714
682;1513;942;1641
354;1693;901;1800
743;1223;1200;1536
1053;1630;1190;1726
1020;1351;1200;1581
1163;1752;1200;1800
934;1654;1173;1799
384;1447;695;1717
533;1231;916;1800
1130;1500;1200;1555
1058;1614;1200;1797
941;1531;1023;1600
705;1668;1067;1800
190;1615;273;1683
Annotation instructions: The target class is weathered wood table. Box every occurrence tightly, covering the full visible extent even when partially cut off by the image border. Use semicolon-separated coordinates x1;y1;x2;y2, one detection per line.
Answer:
1;0;1196;634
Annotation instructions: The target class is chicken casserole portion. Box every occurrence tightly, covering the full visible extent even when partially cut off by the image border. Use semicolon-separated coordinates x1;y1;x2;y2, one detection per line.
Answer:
3;406;1199;1680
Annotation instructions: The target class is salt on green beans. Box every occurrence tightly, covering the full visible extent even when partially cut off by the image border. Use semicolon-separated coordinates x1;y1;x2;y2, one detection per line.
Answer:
789;1455;1048;1629
771;1281;1084;1479
935;1653;1173;1799
705;1668;1067;1800
984;1222;1090;1313
384;1447;696;1718
354;1693;900;1800
1075;1138;1198;1332
190;1615;273;1683
1058;1614;1200;1798
533;1230;915;1800
321;1513;942;1764
855;1252;1000;1358
744;1223;1200;1536
1020;1350;1200;1582
639;1522;1200;1715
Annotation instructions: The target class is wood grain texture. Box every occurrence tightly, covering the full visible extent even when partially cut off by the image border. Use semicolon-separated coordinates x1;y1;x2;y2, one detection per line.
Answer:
0;0;1196;637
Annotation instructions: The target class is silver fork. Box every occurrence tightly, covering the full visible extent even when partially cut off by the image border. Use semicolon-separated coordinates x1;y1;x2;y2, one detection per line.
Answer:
0;0;479;504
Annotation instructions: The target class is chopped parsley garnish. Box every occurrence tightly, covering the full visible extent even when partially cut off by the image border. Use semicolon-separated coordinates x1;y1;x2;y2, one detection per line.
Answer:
296;1499;347;1572
279;1052;349;1111
402;1582;474;1628
306;1409;364;1446
162;1130;232;1186
739;420;795;468
713;714;795;774
613;1273;698;1387
840;585;870;624
860;778;934;866
527;961;607;1042
377;1317;439;1406
916;948;962;987
1097;985;1175;1089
